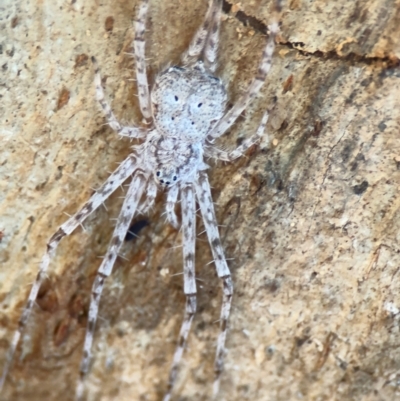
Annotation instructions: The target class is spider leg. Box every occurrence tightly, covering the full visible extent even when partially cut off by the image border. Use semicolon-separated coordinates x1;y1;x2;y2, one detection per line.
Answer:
181;0;222;67
203;0;223;72
194;171;233;397
92;57;147;139
208;23;279;141
140;178;157;214
0;155;137;391
76;173;147;401
133;0;152;120
205;110;270;161
165;184;179;229
163;183;197;401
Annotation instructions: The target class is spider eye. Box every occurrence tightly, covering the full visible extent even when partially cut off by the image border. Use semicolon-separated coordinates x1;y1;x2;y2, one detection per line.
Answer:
156;171;161;177
197;103;203;107
174;95;178;101
173;176;177;181
160;179;164;184
165;181;170;185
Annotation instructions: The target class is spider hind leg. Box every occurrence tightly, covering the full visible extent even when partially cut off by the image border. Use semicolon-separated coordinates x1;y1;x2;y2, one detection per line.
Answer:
0;155;138;392
76;173;148;400
163;183;197;401
194;171;233;397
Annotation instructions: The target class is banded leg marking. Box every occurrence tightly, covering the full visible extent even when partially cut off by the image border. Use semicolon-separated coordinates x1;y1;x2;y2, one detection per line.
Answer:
134;0;151;120
92;57;146;139
208;23;278;140
165;184;179;229
182;0;217;66
194;171;233;397
163;184;197;401
140;178;157;214
75;173;147;401
205;110;270;161
203;0;223;72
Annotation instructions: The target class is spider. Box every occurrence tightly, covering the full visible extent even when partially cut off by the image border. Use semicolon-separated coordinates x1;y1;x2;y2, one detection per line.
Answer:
0;0;278;399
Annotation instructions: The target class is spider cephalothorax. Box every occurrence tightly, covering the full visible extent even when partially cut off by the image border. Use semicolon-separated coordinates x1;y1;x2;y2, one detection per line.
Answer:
0;0;279;400
152;64;227;142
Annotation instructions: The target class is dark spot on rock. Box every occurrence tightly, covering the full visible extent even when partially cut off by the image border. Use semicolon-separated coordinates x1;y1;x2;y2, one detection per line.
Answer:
105;16;114;32
341;142;355;163
264;278;280;293
295;336;309;347
350;153;366;171
378;121;387;132
75;53;89;68
352;180;368;195
56;87;70;111
11;17;19;28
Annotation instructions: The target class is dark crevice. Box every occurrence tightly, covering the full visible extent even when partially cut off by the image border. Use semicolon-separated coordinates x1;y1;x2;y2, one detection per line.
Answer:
222;0;400;67
280;40;400;68
222;0;232;14
235;10;268;35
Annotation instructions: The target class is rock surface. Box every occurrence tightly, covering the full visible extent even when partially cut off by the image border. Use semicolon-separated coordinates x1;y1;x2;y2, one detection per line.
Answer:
1;0;400;400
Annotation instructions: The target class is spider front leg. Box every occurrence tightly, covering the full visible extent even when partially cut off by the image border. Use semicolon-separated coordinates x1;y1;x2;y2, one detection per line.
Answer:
203;0;223;72
133;0;151;120
92;57;146;139
208;23;278;141
163;183;197;401
205;110;270;161
181;0;222;71
76;173;147;401
194;171;233;397
0;155;137;391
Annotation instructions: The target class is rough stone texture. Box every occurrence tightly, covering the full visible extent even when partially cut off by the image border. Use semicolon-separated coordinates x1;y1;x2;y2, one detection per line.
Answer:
1;0;400;400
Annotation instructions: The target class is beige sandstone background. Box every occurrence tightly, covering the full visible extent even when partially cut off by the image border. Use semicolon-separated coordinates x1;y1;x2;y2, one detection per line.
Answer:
1;0;400;400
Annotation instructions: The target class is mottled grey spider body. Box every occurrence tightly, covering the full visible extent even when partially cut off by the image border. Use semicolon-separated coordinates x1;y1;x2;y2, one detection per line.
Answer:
0;0;278;400
148;64;227;188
